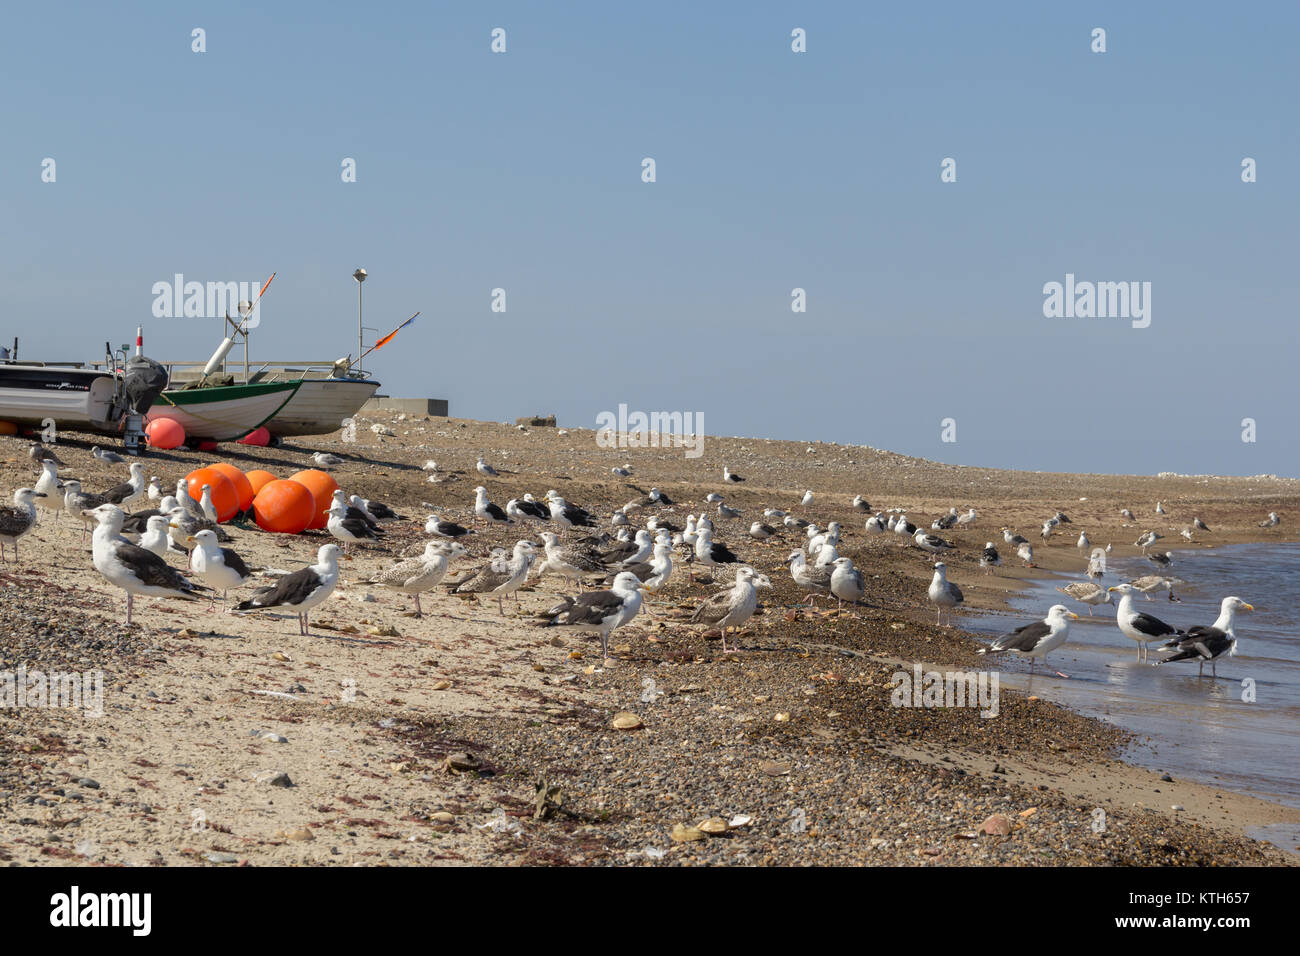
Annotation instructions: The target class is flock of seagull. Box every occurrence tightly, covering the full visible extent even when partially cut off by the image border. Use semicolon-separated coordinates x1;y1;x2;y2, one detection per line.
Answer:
0;443;1284;679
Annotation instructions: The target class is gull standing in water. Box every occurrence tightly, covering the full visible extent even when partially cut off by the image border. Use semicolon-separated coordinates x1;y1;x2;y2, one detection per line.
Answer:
1056;581;1112;616
978;605;1079;678
1158;596;1253;677
1109;583;1180;662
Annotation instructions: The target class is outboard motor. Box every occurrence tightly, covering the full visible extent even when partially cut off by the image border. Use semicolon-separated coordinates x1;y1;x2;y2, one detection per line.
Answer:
121;354;168;455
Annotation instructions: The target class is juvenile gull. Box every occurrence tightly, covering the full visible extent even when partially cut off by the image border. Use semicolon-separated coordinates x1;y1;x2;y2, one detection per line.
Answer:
978;604;1078;677
1260;512;1280;528
691;566;759;652
786;549;832;605
369;541;467;615
28;442;65;466
451;540;537;614
537;530;608;590
1056;581;1112;616
234;544;340;635
311;452;345;468
1135;531;1162;554
0;488;44;562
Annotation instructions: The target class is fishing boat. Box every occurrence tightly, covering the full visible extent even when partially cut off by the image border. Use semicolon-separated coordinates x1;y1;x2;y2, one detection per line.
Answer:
148;379;303;441
0;361;126;429
163;361;379;437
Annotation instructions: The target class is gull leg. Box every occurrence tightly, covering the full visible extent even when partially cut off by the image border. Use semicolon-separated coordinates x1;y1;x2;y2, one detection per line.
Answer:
414;593;423;617
126;593;133;626
497;595;505;615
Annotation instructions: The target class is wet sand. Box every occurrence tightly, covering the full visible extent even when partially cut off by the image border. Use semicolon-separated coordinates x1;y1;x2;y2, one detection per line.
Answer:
1;418;1296;865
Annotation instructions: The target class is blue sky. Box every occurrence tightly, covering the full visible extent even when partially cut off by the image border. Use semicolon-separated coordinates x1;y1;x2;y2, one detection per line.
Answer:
3;1;1297;476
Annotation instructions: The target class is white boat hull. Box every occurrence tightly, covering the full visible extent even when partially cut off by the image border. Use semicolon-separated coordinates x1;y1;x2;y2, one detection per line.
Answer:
266;379;381;437
148;382;301;441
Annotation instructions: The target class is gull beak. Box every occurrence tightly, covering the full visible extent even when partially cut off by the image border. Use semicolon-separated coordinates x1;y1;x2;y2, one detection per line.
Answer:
1068;612;1080;620
35;493;46;498
1243;603;1255;611
169;522;180;529
186;535;196;543
1107;587;1117;592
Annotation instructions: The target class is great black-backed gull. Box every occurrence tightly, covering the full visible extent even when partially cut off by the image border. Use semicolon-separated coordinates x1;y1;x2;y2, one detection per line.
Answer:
784;514;810;531
691;566;759;652
87;504;207;625
369;541;467;615
1193;517;1210;532
425;514;470;538
722;467;744;484
979;542;1001;574
473;486;511;525
852;495;870;512
91;446;126;464
612;540;674;592
451;540;537;614
914;529;954;555
693;528;739;573
1148;550;1174;569
600;529;652;567
1001;527;1028;547
610;464;631;478
1158;596;1253;677
1154;501;1166;515
476;456;500;477
188;528;253;605
353;496;405;521
829;557;866;615
1120;508;1135;521
1056;581;1111;615
1109;583;1179;661
927;562;963;627
539;571;644;660
718;502;742;520
234;544;340;635
507;498;548;523
102;462;147;511
544;491;596;531
786;549;832;605
749;521;777;542
327;498;382;552
978;604;1078;677
865;514;886;533
0;488;44;562
933;507;960;530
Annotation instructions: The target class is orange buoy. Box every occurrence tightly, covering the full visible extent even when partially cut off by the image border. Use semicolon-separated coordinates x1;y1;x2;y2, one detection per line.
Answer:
244;469;278;498
253;479;316;534
238;426;271;446
145;417;185;449
208;463;255;512
185;467;239;522
0;421;17;436
288;469;340;530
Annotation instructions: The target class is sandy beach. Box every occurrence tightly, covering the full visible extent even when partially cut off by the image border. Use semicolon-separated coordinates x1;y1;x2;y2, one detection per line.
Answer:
2;417;1297;866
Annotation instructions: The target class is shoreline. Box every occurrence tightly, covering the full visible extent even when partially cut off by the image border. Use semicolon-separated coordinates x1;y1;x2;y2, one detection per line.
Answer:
2;419;1297;865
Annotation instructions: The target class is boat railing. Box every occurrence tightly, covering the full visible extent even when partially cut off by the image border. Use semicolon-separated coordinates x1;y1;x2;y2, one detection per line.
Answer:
159;360;376;385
